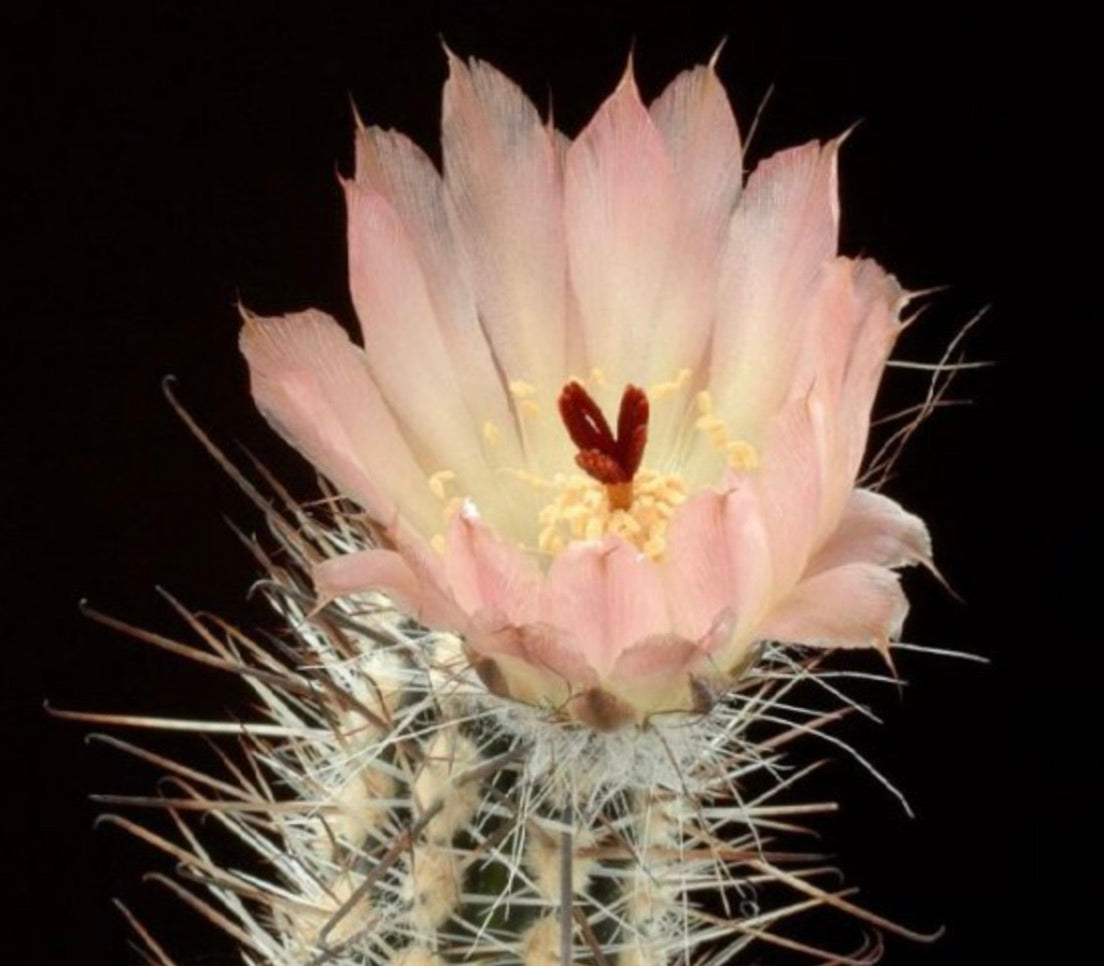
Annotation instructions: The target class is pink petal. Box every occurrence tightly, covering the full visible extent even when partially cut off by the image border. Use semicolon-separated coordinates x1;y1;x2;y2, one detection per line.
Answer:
789;257;859;405
758;562;909;655
564;64;680;396
352;125;525;470
755;392;830;590
345;183;502;495
836;259;906;483
662;472;773;643
781;258;868;529
540;537;671;675
810;488;931;574
239;310;438;535
644;63;744;453
441;53;567;406
313;547;462;629
466;621;597;710
738;256;904;535
710;139;843;436
798;259;904;527
649;62;743;249
605;633;703;714
515;623;599;689
353;126;468;329
441;505;542;624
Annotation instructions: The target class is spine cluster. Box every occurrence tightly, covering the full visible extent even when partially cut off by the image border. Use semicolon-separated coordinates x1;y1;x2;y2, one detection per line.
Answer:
78;440;926;965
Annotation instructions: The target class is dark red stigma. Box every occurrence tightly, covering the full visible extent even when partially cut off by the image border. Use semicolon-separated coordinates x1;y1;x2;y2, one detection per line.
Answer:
557;382;649;504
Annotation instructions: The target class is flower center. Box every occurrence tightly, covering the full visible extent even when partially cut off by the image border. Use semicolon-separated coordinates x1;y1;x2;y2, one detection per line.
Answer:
425;377;707;561
557;381;649;511
536;468;688;560
527;380;684;560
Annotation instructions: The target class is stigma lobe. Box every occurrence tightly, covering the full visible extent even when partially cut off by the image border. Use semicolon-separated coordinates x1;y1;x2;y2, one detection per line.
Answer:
558;382;649;508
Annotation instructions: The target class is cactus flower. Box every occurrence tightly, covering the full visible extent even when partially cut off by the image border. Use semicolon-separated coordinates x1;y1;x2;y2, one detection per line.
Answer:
241;54;930;729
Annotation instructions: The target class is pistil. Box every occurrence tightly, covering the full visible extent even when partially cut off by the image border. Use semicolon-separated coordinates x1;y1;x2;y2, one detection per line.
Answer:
557;381;649;511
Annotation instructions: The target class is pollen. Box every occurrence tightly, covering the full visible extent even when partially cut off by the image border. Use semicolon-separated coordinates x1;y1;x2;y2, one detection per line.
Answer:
537;468;688;560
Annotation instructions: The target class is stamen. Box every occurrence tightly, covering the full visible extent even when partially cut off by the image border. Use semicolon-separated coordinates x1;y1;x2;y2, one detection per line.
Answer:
482;421;501;447
558;382;649;511
695;389;761;469
536;469;687;559
427;469;456;500
510;380;540;418
649;367;692;401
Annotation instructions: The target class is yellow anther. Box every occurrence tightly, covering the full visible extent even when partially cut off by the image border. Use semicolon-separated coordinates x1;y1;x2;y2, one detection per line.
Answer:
519;400;539;419
695;411;729;451
660;480;688;503
615;513;642;536
509;379;537;399
538;529;564;554
693;393;757;464
726;440;761;471
529;468;688;561
427;469;456;501
649;368;692;401
482;420;501;447
427;485;464;555
590;367;608;387
501;467;552;490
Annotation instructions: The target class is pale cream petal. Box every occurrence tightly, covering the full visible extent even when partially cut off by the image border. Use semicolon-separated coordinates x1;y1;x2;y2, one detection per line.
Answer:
564;65;679;401
353;125;526;471
239;309;438;535
440;53;568;411
346;183;499;476
649;63;743;243
644;64;744;455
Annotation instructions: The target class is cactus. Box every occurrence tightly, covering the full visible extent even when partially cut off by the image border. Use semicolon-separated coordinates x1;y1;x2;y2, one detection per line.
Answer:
73;401;939;963
66;51;971;964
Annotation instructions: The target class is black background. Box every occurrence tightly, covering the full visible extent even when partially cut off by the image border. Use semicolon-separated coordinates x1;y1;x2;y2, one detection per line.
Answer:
6;2;1086;963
